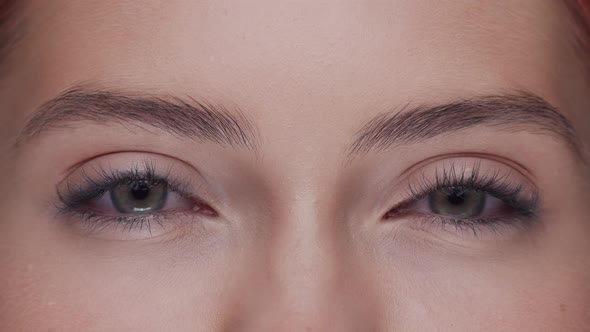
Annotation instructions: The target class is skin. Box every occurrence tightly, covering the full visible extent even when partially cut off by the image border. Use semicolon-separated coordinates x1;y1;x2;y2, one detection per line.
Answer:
1;0;590;330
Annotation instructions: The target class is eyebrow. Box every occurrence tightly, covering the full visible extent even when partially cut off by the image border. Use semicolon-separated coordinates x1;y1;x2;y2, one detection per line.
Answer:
0;0;24;73
16;86;259;150
564;0;590;79
347;92;582;159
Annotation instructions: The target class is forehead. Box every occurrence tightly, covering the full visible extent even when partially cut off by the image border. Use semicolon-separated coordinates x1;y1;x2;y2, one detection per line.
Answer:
20;1;567;95
5;0;585;151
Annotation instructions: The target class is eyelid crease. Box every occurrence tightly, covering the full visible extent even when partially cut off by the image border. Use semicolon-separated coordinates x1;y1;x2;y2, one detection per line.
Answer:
58;160;174;209
55;150;210;192
408;161;519;199
396;152;537;184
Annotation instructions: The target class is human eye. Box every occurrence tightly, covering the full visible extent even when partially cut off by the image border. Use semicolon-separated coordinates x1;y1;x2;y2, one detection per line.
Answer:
384;158;540;238
55;154;217;239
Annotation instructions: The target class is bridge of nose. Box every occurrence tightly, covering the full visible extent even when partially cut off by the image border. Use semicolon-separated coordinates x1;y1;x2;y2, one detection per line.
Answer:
226;198;383;331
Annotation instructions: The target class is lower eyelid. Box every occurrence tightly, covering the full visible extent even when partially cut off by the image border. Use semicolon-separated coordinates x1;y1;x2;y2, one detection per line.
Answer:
66;212;201;241
400;213;535;244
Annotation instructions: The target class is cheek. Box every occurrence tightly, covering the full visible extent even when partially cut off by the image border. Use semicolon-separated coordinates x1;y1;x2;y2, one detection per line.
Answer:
372;266;590;330
365;229;590;330
0;253;230;331
486;273;590;330
0;245;93;330
0;219;237;331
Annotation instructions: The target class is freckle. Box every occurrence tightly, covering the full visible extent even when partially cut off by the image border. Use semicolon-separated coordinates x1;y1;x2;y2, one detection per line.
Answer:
560;303;566;312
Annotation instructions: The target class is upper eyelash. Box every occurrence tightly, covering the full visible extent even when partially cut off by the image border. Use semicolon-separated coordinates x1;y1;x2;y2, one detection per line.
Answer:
56;161;192;213
397;162;540;218
53;161;214;236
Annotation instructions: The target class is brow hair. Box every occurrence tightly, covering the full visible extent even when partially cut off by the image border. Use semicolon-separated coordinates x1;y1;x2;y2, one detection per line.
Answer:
17;86;259;150
347;92;582;159
564;0;590;79
0;0;23;72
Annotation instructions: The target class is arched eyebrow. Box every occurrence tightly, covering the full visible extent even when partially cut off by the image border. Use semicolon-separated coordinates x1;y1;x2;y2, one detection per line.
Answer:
15;88;583;163
16;86;259;151
0;0;23;74
564;0;590;79
346;92;583;160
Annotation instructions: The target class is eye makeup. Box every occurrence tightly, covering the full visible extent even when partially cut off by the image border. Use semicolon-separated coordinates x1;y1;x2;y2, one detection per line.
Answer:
54;154;216;239
384;158;541;238
55;151;542;241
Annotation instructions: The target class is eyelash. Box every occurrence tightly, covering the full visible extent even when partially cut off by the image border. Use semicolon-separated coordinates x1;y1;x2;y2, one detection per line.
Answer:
55;162;207;233
385;162;540;235
57;159;540;238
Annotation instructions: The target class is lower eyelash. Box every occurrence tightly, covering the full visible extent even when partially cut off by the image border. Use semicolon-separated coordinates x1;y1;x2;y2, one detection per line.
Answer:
418;214;534;239
58;208;194;235
78;212;160;234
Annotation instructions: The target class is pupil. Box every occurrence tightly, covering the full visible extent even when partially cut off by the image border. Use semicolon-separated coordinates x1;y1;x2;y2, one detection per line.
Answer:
130;181;150;200
428;187;486;218
111;180;167;214
447;189;466;205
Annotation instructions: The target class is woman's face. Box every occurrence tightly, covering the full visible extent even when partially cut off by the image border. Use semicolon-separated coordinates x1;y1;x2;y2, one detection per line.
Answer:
1;0;589;330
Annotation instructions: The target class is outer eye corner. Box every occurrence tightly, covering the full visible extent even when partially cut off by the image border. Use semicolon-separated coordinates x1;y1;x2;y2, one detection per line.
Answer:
193;203;219;217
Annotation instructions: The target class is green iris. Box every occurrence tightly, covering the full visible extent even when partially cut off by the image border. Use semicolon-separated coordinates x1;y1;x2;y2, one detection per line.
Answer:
428;187;486;218
110;181;167;213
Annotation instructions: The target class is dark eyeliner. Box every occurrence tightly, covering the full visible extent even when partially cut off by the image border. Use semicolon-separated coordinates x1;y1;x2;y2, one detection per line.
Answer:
55;161;201;227
385;162;540;226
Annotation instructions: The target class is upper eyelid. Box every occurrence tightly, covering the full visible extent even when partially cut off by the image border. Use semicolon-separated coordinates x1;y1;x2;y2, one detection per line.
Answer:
383;157;540;211
56;150;207;186
56;158;203;210
64;168;186;195
408;163;522;196
397;152;537;183
57;152;204;190
58;153;538;214
408;168;534;203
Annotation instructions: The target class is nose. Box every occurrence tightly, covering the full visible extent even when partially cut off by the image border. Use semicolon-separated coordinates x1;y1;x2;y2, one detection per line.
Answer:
231;209;382;331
